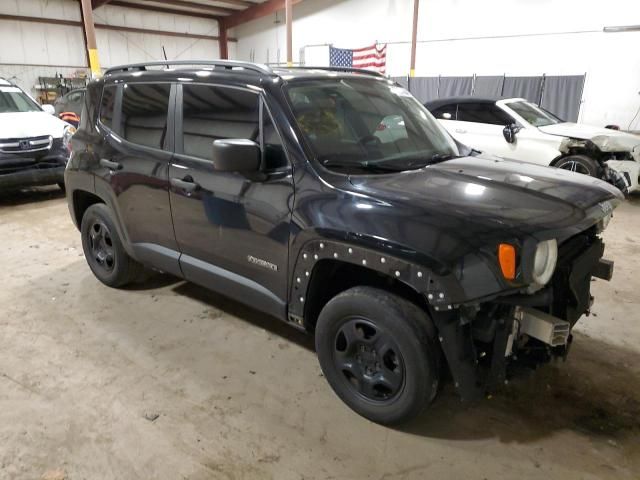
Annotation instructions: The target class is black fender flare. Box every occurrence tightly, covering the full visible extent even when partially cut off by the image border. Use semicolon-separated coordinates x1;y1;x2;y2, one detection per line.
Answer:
287;239;462;323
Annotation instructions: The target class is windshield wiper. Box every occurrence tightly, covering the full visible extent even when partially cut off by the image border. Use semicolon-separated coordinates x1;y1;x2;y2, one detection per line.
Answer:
322;160;407;173
428;153;459;164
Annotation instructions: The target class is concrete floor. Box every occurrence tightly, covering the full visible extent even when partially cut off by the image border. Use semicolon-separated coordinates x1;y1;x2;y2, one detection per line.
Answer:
0;187;639;480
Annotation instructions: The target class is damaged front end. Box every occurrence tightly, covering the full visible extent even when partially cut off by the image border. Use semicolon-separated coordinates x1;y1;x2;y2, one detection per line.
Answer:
559;135;640;194
431;227;615;402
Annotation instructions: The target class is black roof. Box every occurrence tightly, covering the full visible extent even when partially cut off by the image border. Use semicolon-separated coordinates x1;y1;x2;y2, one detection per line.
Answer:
424;96;504;110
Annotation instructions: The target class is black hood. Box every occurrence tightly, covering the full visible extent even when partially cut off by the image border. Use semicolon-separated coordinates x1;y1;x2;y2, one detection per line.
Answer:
328;155;622;266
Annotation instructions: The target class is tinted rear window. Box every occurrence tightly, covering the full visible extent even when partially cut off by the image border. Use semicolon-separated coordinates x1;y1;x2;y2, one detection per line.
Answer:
121;83;171;149
99;85;117;129
457;102;513;125
431;104;457;120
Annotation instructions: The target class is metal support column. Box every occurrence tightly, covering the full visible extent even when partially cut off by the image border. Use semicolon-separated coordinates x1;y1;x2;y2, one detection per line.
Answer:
410;0;419;77
285;0;293;67
218;19;229;59
79;0;101;77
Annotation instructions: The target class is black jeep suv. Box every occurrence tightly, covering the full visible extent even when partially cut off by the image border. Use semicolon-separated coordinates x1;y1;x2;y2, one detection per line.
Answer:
66;61;621;425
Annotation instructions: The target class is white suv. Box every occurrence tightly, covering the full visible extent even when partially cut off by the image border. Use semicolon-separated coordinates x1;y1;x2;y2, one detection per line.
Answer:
426;97;640;194
0;78;75;190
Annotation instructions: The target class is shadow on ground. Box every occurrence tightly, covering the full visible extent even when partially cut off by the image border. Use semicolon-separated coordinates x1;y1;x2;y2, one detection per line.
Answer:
174;281;315;351
173;281;640;448
0;185;65;206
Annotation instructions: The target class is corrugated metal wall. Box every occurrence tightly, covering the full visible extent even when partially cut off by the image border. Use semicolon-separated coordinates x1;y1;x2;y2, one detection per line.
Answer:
0;0;221;98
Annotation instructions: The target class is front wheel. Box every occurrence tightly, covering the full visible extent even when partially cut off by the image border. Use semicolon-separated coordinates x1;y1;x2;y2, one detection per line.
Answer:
315;286;440;425
555;154;600;177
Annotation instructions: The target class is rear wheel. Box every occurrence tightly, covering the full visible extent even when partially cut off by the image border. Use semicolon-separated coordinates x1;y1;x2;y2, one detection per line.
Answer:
315;286;440;425
555;154;600;177
80;203;145;287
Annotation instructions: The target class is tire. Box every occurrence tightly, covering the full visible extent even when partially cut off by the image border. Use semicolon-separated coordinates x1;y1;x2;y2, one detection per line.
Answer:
315;286;440;425
554;154;600;177
57;182;66;192
80;203;145;287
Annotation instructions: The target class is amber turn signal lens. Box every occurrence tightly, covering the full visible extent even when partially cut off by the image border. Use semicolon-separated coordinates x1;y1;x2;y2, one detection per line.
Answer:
498;243;516;280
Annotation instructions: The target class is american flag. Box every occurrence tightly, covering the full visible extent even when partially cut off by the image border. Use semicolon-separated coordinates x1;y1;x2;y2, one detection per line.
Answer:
329;43;387;74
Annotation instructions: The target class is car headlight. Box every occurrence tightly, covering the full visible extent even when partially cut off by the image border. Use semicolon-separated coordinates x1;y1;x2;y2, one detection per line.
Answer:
532;239;558;286
63;125;76;152
597;213;612;233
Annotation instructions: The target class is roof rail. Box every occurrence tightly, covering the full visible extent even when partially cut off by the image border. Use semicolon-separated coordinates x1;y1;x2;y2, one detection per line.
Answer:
104;60;273;76
287;66;387;78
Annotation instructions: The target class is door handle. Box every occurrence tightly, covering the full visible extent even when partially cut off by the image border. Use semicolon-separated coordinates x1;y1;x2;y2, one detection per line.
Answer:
100;158;122;170
170;176;199;193
455;129;467;134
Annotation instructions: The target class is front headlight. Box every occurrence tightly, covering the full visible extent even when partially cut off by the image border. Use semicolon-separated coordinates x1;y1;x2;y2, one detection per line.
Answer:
597;213;612;233
532;239;558;286
63;125;76;152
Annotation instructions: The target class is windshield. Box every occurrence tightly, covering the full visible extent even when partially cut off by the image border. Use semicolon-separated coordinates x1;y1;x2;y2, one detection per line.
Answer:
506;100;562;127
0;86;41;113
286;78;459;173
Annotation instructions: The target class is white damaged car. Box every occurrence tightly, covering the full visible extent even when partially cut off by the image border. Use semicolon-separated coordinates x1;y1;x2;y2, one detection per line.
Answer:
426;97;640;194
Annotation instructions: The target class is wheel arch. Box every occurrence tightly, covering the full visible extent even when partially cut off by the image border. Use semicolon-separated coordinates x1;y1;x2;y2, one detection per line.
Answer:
287;240;457;331
71;189;104;230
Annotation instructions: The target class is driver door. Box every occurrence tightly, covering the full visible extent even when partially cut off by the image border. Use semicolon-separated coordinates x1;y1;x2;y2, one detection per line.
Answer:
169;83;293;319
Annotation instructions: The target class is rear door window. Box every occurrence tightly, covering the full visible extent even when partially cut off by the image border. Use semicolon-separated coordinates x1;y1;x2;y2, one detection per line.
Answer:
181;84;259;160
457;103;513;125
431;104;457;120
121;83;171;149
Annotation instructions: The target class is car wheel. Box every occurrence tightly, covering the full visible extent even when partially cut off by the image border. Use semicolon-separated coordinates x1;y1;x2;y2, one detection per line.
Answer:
80;203;145;287
57;182;65;192
555;154;600;177
315;286;440;425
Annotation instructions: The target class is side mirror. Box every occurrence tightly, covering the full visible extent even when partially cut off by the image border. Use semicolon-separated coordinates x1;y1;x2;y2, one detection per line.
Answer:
502;123;520;144
42;104;55;115
212;139;261;173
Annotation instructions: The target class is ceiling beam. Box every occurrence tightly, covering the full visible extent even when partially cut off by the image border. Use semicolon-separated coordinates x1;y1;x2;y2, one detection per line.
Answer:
0;13;237;41
135;0;236;15
207;0;254;7
221;0;302;29
92;0;113;8
108;1;222;19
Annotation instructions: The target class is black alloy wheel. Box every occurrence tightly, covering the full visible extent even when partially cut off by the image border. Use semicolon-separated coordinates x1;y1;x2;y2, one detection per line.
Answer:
87;220;116;274
80;203;145;287
333;317;405;402
316;286;441;425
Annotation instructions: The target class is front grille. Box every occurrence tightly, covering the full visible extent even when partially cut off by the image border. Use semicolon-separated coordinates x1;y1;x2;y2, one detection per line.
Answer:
0;135;52;154
0;138;66;175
